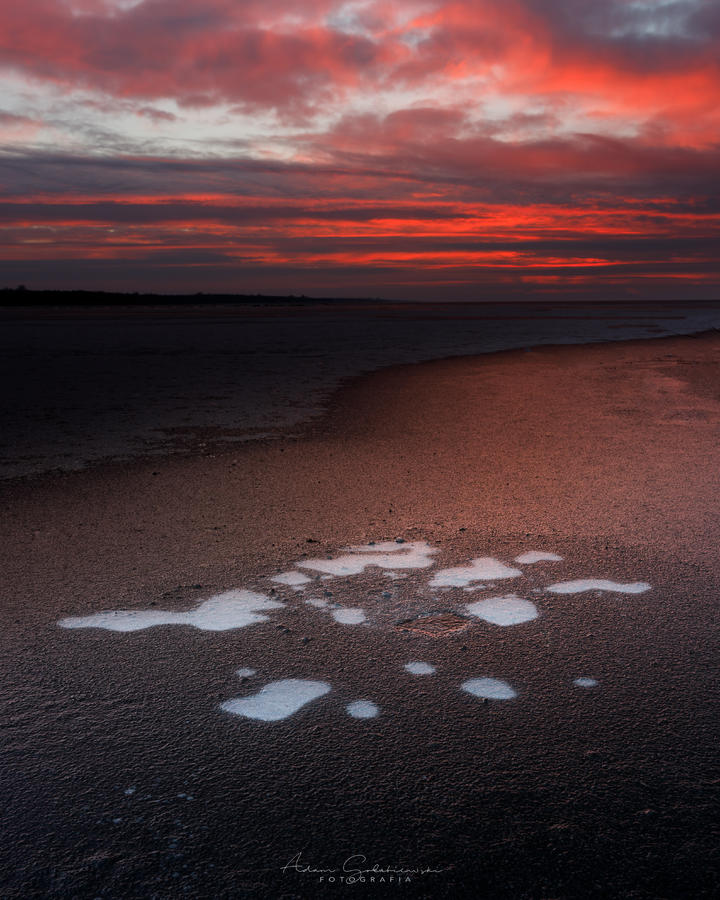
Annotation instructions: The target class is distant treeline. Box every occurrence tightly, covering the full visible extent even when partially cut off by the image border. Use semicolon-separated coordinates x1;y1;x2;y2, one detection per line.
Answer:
0;286;355;307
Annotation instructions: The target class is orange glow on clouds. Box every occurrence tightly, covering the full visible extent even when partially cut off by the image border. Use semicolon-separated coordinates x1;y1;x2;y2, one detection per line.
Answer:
0;0;718;297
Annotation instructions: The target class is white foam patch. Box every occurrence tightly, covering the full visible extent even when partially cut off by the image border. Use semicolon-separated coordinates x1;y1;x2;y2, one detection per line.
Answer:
331;607;367;625
298;540;437;577
58;590;284;632
346;700;379;718
404;662;436;675
221;679;330;721
547;579;650;595
515;551;563;564
465;594;538;626
272;570;312;586
574;677;599;688
462;678;517;700
430;557;521;588
305;597;329;608
236;667;257;678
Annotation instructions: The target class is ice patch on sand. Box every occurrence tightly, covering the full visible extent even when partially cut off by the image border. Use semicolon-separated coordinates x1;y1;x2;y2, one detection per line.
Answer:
331;607;367;625
430;557;521;588
58;590;284;632
574;677;599;688
547;579;650;594
272;571;311;586
305;597;329;608
404;662;436;675
465;594;538;626
236;667;257;678
462;678;517;700
346;700;379;718
221;679;330;721
298;540;437;577
515;551;563;564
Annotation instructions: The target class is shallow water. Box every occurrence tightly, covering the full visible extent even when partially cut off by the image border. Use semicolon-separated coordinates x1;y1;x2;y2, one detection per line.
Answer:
2;298;719;478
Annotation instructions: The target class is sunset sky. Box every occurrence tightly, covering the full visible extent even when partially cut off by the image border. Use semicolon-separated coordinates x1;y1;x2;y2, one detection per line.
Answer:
1;0;719;298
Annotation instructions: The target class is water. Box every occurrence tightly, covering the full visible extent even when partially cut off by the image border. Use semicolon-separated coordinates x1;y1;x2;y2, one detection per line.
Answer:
1;298;718;478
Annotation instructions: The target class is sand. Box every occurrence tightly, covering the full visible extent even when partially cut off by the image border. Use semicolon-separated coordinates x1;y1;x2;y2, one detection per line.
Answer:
1;332;719;897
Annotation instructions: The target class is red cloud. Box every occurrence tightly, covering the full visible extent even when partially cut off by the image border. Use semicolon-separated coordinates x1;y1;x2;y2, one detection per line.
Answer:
0;0;718;130
0;0;405;116
1;1;718;296
0;133;717;297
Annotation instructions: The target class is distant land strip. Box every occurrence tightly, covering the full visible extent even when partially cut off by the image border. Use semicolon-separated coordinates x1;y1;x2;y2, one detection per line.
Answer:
1;287;718;310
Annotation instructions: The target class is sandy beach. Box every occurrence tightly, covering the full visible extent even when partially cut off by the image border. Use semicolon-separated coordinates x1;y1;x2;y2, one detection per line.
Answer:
2;330;719;898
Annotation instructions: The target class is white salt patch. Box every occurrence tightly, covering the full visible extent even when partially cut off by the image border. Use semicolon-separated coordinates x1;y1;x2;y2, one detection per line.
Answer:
331;607;367;625
236;667;257;678
298;540;437;577
462;678;517;700
221;679;330;722
574;677;599;688
547;579;650;595
58;590;283;633
346;700;379;718
272;571;311;586
465;594;538;626
463;585;488;592
515;551;563;564
430;557;521;588
404;662;436;675
305;597;329;608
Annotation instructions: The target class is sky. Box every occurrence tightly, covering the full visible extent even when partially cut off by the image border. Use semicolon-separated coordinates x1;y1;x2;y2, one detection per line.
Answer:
0;0;719;299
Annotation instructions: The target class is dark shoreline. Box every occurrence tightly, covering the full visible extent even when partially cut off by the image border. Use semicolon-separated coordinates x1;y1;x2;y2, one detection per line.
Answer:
0;326;718;488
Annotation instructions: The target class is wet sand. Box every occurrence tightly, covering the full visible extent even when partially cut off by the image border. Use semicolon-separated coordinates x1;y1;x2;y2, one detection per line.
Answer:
2;332;720;898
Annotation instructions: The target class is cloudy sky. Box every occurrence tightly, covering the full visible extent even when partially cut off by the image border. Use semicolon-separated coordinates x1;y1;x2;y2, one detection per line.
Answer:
0;0;719;298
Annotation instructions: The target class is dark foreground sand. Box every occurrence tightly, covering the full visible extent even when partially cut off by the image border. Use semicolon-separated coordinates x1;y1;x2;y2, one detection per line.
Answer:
2;333;719;898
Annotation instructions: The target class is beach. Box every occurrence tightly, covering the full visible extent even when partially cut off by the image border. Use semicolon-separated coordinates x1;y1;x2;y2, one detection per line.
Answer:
2;324;719;898
2;299;719;480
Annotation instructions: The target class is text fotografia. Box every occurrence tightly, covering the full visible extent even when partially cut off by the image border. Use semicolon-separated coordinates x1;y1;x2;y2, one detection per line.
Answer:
282;852;445;885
